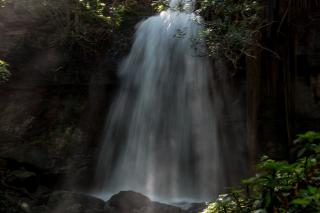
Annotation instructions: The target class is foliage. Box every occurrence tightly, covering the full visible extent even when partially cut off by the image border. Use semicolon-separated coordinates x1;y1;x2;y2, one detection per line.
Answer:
150;0;264;66
0;0;128;27
0;0;147;83
0;60;11;84
203;131;320;213
198;0;264;66
152;0;169;12
0;0;6;7
79;0;138;28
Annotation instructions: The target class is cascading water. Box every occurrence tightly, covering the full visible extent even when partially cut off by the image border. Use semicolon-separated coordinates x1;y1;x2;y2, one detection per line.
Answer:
95;0;226;202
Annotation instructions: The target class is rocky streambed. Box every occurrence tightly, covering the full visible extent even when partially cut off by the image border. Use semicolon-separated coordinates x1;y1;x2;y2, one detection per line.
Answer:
1;172;205;213
0;152;205;213
48;191;205;213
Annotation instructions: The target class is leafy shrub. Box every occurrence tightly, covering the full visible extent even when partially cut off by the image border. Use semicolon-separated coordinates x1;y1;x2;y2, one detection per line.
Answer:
79;0;133;28
0;60;11;84
151;0;264;66
203;131;320;213
198;0;264;66
152;0;169;12
0;0;146;83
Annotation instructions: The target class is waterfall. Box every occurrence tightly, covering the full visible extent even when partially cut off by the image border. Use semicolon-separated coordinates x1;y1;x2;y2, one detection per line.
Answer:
95;0;225;202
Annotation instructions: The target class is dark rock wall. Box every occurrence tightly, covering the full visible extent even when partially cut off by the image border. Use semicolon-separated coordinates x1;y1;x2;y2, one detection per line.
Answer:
0;2;153;211
212;60;248;186
247;1;320;164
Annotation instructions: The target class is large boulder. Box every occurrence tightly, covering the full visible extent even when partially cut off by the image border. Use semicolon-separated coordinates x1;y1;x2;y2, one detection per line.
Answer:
105;191;186;213
105;191;151;212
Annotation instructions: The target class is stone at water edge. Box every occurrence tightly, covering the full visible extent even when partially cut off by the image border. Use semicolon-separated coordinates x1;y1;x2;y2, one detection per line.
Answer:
46;190;205;213
105;190;151;212
185;202;207;213
104;191;186;213
47;191;106;213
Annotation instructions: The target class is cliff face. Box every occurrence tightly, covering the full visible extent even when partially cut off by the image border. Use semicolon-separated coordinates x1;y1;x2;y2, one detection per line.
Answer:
0;0;319;212
0;1;152;211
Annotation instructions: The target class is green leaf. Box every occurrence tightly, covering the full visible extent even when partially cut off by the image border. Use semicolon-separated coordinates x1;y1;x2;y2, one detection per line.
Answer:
0;59;11;84
264;191;272;208
292;198;311;206
297;147;307;157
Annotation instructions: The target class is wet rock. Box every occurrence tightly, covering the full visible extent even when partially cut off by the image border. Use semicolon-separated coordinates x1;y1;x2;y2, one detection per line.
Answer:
140;202;186;213
0;145;49;170
186;202;207;213
105;191;186;213
105;191;151;212
47;191;105;213
7;168;38;192
84;210;109;213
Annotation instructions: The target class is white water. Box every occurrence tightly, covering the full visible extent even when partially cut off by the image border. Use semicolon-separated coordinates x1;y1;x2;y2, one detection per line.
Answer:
95;0;225;202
